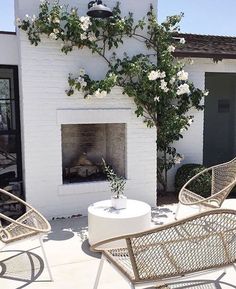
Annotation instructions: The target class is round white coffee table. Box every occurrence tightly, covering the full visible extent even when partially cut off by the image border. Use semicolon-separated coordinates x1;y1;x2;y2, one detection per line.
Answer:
88;199;151;247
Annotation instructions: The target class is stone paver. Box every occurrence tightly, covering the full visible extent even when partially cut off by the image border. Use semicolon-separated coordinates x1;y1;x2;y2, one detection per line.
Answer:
0;200;236;289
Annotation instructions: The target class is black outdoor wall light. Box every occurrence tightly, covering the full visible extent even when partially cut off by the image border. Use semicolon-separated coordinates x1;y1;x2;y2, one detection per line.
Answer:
87;0;113;18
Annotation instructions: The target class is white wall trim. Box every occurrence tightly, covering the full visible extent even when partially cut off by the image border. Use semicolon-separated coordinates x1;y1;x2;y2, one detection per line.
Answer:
57;108;132;124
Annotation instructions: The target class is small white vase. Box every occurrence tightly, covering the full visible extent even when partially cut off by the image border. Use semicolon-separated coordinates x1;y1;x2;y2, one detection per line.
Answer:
111;195;127;210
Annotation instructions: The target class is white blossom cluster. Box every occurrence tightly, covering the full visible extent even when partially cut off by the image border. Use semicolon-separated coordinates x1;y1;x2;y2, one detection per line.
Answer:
148;68;192;96
173;154;184;164
80;16;92;31
81;31;97;42
86;89;107;99
160;79;169;92
94;89;107;98
177;70;188;81
176;83;190;95
167;45;175;52
75;69;87;89
148;70;166;81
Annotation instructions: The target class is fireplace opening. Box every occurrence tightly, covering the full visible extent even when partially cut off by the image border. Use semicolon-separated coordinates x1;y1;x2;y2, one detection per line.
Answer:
61;123;126;184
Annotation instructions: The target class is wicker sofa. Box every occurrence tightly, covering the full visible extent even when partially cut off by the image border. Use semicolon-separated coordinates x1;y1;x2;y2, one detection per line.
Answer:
92;209;236;289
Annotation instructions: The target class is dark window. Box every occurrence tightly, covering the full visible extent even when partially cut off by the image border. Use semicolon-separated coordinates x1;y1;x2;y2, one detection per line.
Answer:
0;67;22;190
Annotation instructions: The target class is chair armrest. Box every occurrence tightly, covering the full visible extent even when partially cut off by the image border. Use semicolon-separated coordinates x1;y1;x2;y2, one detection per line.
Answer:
0;210;50;233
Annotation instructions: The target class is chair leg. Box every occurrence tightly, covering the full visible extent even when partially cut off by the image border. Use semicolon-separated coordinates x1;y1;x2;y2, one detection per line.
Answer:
93;254;105;289
232;263;236;273
130;283;135;289
39;236;53;281
175;202;180;220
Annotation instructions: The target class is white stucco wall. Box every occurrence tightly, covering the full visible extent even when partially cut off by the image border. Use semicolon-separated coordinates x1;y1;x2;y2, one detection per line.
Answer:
168;57;236;191
0;33;18;65
16;0;157;218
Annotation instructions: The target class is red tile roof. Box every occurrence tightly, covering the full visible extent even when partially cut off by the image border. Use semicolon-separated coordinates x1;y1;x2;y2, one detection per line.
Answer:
173;33;236;60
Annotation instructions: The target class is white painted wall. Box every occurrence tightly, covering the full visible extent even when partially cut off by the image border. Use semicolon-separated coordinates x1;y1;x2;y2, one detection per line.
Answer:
0;33;18;65
168;58;236;191
13;0;236;215
16;0;157;218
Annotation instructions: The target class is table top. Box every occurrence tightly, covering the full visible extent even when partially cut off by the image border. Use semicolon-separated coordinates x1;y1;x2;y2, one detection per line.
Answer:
88;199;151;219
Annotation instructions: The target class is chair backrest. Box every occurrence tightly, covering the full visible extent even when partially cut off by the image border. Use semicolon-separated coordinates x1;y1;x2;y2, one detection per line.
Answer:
0;188;51;243
124;209;236;282
211;157;236;199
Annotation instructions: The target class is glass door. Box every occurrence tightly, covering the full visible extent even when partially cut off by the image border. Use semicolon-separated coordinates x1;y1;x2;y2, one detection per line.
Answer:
0;66;22;194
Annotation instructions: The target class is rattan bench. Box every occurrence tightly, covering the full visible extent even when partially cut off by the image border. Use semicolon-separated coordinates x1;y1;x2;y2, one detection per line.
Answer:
91;209;236;289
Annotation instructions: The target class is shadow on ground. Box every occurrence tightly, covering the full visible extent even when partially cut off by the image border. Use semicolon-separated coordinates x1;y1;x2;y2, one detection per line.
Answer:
0;249;49;288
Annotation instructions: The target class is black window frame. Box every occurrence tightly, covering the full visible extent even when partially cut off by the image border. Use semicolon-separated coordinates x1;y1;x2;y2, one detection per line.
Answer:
0;65;22;186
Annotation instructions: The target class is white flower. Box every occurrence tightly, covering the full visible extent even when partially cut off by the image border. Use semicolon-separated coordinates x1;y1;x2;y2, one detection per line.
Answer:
176;83;190;95
40;0;46;3
76;76;87;89
15;17;22;26
159;71;166;78
80;16;90;23
167;45;175;52
80;16;91;31
80;80;87;88
49;32;57;40
180;38;185;44
148;70;159;81
52;17;60;24
203;90;209;96
31;15;36;22
148;70;166;81
188;118;193;125
154;96;160;102
53;28;60;34
177;70;188;81
188;58;194;65
94;89;107;98
174;155;184;164
25;14;29;18
100;90;107;98
80;33;87;40
160;80;169;92
169;77;176;85
79;68;85;76
88;32;96;42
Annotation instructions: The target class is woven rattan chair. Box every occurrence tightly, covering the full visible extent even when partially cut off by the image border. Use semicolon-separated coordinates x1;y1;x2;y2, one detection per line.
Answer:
0;188;53;281
176;157;236;219
91;209;236;289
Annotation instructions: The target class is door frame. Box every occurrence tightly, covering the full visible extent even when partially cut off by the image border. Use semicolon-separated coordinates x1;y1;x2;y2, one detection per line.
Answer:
0;65;23;194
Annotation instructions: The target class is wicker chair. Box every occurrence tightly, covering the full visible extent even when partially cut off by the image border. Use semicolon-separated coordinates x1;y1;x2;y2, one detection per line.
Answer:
0;188;53;281
176;157;236;219
91;209;236;289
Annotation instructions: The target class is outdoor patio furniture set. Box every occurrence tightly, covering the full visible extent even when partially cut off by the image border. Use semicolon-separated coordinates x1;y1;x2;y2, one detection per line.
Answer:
1;157;236;288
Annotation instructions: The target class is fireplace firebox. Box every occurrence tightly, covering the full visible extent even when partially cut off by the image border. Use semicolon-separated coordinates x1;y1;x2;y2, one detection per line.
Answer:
61;123;126;184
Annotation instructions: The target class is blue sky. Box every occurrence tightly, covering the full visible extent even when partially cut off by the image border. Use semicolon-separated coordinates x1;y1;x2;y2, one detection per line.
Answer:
1;0;236;36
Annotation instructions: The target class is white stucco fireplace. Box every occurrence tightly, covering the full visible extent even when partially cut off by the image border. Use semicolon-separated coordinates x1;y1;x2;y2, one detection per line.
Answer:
15;0;157;218
57;105;156;204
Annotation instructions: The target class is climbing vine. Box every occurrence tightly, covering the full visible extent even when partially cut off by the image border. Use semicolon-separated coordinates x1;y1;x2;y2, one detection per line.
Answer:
17;0;208;193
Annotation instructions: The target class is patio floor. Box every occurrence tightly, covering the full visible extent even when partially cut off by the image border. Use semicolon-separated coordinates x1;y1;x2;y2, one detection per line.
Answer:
1;200;236;289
